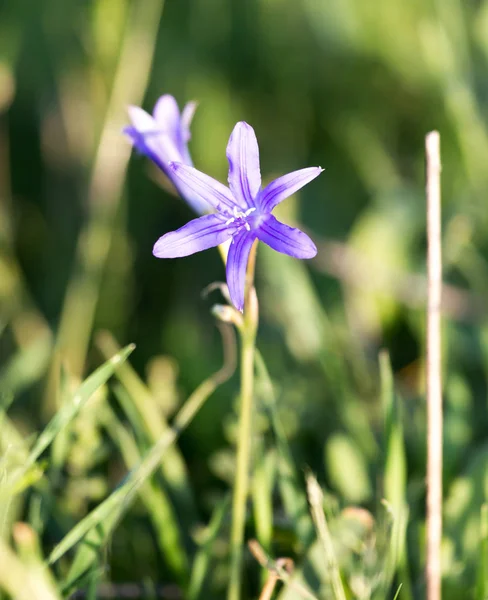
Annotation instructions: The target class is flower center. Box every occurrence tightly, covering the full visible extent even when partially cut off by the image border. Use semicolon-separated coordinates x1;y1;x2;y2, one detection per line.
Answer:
224;207;257;231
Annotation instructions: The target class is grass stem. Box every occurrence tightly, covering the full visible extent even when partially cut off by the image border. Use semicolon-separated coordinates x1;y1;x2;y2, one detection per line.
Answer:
425;130;443;600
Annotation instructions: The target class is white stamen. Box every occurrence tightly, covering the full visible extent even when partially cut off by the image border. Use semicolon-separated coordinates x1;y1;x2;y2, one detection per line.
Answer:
226;206;256;235
231;206;256;220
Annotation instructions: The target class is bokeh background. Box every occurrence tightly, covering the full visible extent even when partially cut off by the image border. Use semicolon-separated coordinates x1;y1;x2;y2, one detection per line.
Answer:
2;0;488;598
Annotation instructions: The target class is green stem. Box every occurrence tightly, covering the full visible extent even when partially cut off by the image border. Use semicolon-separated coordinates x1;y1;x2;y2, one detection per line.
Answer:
228;241;259;600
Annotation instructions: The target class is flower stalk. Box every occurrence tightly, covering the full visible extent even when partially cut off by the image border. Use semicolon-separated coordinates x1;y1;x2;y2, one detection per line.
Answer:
126;104;323;597
228;240;259;600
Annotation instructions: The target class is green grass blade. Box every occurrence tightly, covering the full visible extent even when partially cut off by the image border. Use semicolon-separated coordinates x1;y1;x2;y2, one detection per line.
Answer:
380;350;406;510
379;350;412;599
50;363;75;472
325;432;372;503
0;413;33;538
48;483;126;567
188;494;230;600
0;333;52;397
103;401;189;580
252;446;275;555
0;535;60;600
48;325;236;586
96;332;197;523
476;503;488;600
25;344;135;470
54;0;167;379
255;350;314;548
306;473;347;600
392;583;403;600
60;567;105;597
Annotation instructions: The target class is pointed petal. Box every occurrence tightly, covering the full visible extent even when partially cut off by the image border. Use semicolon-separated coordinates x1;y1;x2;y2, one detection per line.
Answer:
153;214;234;258
153;95;186;156
258;167;323;213
181;101;198;140
125;126;207;214
124;126;176;174
153;95;180;130
127;105;181;164
128;105;157;132
126;104;206;214
256;214;317;258
226;122;261;209
179;101;198;165
123;125;148;154
169;162;238;213
226;229;257;311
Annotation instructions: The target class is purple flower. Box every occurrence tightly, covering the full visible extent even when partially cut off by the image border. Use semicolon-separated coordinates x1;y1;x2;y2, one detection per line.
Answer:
153;122;323;311
125;95;208;214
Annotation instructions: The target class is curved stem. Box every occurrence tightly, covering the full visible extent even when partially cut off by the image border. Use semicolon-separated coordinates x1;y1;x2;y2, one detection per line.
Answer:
228;240;259;600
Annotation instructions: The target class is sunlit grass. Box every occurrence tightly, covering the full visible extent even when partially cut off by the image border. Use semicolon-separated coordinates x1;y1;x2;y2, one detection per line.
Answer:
2;0;488;598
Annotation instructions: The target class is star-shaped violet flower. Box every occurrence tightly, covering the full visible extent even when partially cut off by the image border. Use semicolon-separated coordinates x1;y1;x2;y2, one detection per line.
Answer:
153;121;323;311
124;94;208;214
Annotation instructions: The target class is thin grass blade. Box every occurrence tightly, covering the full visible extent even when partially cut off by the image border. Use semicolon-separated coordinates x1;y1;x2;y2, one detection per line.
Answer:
306;473;347;600
48;325;236;587
97;332;197;523
379;350;412;599
255;350;314;548
475;504;488;600
25;344;135;470
103;401;189;580
188;494;231;600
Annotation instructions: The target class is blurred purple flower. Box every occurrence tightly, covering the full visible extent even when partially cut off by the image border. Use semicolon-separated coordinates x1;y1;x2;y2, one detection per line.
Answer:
153;121;323;311
125;95;208;214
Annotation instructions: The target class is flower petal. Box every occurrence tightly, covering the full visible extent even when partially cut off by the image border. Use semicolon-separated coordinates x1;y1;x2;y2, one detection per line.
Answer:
256;214;317;258
124;125;150;156
181;101;198;140
128;105;157;132
153;95;180;130
127;105;181;165
226;122;261;209
125;127;207;214
169;162;239;213
126;104;208;214
153;214;234;258
153;95;187;156
226;229;257;311
178;101;198;165
258;167;323;213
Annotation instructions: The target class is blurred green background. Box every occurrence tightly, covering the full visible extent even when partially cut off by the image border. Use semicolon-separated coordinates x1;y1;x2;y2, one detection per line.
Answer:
2;0;488;598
